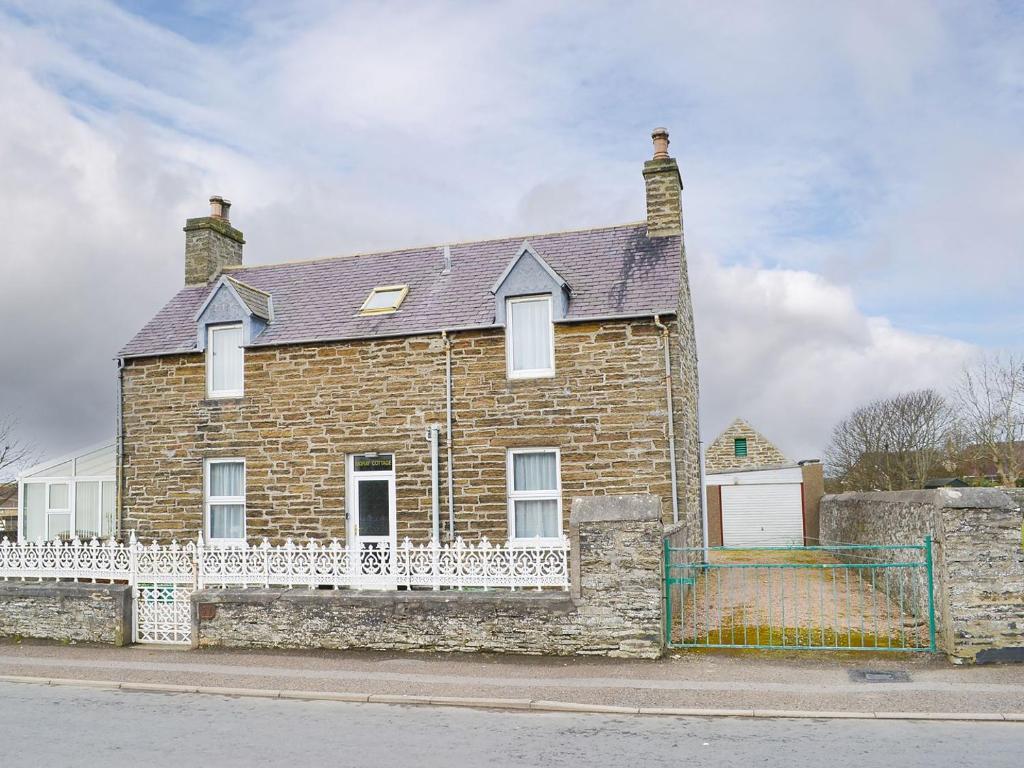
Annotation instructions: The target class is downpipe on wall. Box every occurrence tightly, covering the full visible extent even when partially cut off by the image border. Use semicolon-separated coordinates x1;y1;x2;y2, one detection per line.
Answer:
427;424;441;543
442;331;455;541
115;356;125;540
653;315;679;525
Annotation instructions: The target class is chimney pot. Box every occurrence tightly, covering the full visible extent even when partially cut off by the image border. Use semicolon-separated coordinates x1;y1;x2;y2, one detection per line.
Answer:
209;195;231;221
651;128;670;160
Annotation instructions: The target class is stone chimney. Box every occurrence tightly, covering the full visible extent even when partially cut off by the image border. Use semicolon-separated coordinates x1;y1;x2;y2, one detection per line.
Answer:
184;196;244;285
643;128;683;237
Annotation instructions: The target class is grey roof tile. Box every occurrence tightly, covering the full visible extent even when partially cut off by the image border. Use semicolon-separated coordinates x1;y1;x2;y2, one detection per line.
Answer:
120;223;680;358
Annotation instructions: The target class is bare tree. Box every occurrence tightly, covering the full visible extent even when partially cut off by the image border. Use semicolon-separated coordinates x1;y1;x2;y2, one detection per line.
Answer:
0;416;35;481
954;353;1024;486
825;390;956;491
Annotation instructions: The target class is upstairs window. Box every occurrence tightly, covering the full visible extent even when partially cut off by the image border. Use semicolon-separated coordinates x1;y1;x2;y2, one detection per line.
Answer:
734;438;748;457
207;324;244;398
506;296;554;379
205;459;246;542
359;285;408;315
507;448;561;541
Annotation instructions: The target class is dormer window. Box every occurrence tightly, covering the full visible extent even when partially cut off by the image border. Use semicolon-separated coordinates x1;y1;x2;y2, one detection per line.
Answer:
360;285;408;315
207;324;244;398
506;295;554;379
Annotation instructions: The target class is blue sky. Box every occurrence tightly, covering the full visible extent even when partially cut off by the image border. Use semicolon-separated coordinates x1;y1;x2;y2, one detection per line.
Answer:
0;0;1021;469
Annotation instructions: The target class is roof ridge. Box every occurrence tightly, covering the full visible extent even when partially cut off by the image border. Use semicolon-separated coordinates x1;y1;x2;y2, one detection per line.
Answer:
222;220;649;273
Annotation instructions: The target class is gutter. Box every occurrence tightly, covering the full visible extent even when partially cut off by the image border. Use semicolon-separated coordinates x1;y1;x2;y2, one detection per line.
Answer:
653;315;680;525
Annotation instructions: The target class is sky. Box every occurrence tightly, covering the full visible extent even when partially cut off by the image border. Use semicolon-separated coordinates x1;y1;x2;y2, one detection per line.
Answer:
0;0;1021;477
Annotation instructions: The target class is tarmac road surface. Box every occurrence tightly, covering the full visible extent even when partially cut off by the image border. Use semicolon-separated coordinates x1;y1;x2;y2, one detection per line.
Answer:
2;681;1021;768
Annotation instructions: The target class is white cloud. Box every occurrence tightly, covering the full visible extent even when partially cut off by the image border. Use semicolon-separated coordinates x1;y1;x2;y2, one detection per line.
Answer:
693;252;975;459
0;0;1017;468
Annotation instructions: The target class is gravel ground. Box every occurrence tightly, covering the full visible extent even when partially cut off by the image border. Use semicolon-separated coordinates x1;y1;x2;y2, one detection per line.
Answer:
675;549;929;648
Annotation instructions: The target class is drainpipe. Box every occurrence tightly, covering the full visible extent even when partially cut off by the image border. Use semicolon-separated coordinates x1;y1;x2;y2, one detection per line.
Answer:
427;424;441;543
115;357;125;541
653;315;679;525
442;331;455;540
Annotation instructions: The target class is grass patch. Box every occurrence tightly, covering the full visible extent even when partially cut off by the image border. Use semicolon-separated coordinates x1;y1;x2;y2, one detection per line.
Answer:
681;624;921;649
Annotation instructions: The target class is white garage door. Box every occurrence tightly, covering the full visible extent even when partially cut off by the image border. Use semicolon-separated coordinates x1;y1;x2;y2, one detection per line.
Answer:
721;483;804;547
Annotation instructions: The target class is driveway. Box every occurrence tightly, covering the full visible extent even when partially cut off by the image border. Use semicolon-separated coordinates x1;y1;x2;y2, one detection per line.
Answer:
676;549;930;648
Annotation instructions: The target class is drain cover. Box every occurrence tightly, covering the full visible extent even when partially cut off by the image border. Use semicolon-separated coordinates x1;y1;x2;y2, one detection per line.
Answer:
849;669;911;683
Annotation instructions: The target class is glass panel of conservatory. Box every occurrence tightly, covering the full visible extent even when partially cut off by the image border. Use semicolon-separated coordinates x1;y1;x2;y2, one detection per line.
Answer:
48;513;71;540
22;483;45;541
76;446;115;476
101;481;116;537
26;460;72;479
48;483;69;510
75;482;101;539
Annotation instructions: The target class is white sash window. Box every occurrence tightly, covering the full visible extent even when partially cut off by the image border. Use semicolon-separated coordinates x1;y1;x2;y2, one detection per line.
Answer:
506;296;554;378
205;459;246;542
207;324;244;398
507;448;561;542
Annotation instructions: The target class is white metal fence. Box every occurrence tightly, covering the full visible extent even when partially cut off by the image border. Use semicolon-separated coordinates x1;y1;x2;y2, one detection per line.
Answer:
0;534;571;592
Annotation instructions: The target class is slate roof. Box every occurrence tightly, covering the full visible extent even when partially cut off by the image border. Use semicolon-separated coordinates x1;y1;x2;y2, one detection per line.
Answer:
120;222;681;358
224;276;272;321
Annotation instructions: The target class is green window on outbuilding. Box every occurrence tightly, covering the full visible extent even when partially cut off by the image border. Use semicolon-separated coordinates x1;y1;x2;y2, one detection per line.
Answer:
734;438;748;457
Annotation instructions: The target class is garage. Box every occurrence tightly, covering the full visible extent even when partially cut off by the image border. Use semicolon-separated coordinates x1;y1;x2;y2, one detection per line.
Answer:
706;465;816;547
720;483;804;546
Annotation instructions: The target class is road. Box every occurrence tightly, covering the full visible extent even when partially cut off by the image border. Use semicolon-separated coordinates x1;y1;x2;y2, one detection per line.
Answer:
1;681;1021;767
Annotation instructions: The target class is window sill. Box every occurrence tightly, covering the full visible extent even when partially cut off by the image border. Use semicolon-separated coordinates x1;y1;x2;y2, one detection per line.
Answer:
507;370;556;381
204;394;245;405
509;537;565;548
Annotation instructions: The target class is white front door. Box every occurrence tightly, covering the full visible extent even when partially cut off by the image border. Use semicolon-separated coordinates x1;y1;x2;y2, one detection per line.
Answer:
347;453;397;587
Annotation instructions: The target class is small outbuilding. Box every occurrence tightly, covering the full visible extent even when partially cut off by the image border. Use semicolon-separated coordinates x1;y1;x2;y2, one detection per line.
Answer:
17;442;116;542
704;418;823;546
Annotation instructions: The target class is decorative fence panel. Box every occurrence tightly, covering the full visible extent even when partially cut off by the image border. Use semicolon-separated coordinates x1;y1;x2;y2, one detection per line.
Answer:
1;534;571;645
198;536;571;591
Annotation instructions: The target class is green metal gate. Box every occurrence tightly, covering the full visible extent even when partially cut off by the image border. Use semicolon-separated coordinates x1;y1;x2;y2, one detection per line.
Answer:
664;541;937;652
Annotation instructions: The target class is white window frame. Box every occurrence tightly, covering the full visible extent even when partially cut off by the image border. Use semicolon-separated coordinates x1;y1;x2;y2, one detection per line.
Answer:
506;447;562;544
505;295;555;379
206;323;244;399
359;285;409;315
204;458;246;544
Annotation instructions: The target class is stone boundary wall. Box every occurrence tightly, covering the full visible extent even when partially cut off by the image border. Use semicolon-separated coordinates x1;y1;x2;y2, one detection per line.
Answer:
0;582;132;646
193;495;665;658
821;489;1024;662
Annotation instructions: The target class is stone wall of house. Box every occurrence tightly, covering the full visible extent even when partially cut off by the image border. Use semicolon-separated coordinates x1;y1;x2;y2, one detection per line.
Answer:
122;317;700;545
192;495;665;658
821;489;1024;662
705;419;789;473
0;583;132;645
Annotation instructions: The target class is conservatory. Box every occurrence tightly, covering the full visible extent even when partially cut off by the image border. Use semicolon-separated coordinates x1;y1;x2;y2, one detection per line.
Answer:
17;442;116;542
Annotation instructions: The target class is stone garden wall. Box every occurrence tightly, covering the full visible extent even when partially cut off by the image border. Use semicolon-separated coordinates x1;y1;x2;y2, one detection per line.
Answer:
0;582;132;646
821;489;1024;662
192;495;666;658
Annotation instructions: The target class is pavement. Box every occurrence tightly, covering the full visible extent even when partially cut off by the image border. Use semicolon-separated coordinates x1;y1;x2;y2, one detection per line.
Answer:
1;639;1023;719
3;681;1023;768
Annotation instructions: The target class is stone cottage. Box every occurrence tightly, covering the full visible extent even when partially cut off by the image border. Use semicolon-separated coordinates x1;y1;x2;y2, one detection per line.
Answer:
117;129;701;558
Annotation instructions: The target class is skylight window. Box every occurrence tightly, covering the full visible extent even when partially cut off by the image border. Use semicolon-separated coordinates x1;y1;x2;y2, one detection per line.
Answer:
359;285;409;315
